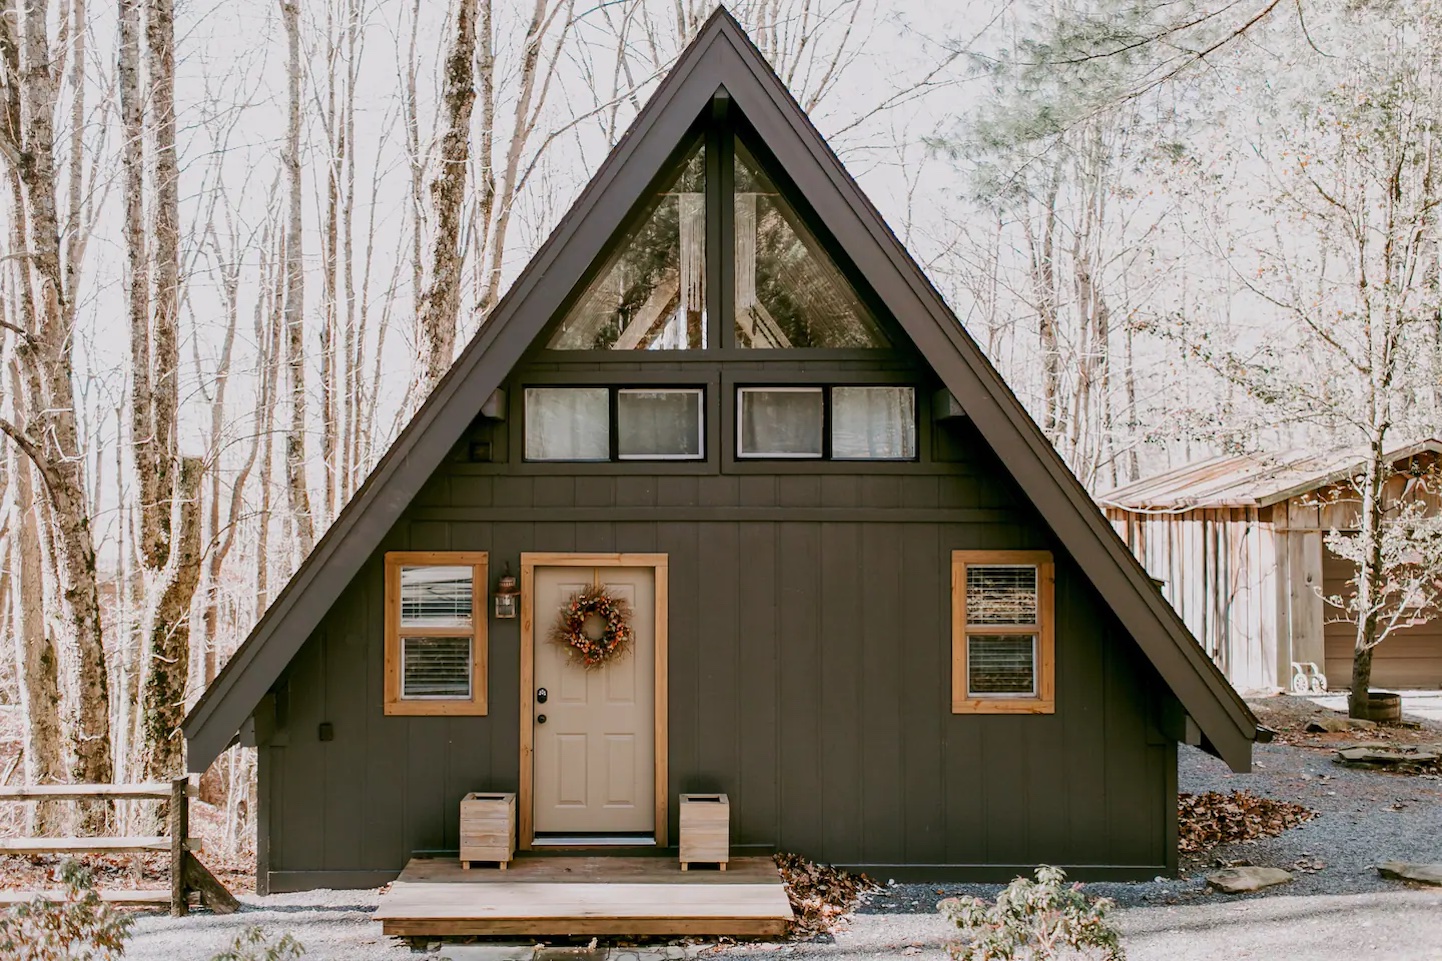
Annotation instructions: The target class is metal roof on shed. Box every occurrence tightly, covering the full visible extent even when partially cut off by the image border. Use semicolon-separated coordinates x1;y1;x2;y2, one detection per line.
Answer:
1099;439;1442;510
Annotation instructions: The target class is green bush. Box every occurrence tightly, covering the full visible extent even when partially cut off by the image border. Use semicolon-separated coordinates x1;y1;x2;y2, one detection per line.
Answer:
938;865;1124;961
208;926;305;961
0;860;134;961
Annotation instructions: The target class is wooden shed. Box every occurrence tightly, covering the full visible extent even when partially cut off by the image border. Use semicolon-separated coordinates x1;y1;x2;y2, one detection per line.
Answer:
182;10;1255;914
1101;441;1442;694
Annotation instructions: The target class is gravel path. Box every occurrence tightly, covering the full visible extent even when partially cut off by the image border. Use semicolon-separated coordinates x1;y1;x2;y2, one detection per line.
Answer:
117;739;1442;960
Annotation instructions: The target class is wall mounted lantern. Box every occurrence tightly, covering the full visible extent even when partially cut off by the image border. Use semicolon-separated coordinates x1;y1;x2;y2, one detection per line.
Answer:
494;567;520;619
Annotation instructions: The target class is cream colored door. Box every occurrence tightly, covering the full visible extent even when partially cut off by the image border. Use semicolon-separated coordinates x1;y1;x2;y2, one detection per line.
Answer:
533;566;655;835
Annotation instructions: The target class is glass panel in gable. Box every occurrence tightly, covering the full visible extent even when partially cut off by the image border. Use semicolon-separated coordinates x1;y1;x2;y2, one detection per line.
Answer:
548;143;706;350
733;144;888;348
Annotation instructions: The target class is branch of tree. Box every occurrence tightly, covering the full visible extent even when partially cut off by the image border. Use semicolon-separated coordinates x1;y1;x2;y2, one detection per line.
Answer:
0;416;62;502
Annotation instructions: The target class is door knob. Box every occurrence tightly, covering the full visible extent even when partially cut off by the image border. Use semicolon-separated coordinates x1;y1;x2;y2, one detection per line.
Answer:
537;714;547;724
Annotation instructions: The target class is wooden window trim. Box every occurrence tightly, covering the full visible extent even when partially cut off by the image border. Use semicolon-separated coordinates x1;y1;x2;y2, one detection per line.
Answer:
384;551;488;716
951;550;1055;715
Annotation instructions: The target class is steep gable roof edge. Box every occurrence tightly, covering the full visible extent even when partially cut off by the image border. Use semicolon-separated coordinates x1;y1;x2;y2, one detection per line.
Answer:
184;6;1257;773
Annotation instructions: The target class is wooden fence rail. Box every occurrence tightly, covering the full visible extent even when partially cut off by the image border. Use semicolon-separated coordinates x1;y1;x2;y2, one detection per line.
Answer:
0;777;237;917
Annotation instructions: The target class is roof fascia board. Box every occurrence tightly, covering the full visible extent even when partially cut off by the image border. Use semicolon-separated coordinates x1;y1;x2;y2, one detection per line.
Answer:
182;24;730;772
709;29;1255;770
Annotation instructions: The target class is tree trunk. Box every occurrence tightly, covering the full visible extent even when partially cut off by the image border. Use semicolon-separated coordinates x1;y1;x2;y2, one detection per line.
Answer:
416;0;480;392
139;456;203;783
9;435;64;834
1348;437;1388;718
0;0;114;807
281;0;315;558
144;0;182;567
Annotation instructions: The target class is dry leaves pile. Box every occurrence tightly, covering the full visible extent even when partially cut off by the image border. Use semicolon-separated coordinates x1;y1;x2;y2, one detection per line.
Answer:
773;853;878;939
1178;790;1316;854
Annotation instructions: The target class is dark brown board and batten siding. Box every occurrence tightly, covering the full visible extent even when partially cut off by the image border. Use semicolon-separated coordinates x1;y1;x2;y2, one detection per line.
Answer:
255;358;1179;891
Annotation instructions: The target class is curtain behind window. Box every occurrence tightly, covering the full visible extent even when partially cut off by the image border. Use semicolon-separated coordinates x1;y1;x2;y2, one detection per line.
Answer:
525;387;609;460
832;387;915;459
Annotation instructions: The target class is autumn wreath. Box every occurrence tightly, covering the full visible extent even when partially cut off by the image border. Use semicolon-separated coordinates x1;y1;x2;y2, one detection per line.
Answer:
550;585;633;668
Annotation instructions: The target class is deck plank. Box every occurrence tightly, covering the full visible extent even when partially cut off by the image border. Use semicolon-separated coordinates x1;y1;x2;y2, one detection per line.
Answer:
375;856;792;937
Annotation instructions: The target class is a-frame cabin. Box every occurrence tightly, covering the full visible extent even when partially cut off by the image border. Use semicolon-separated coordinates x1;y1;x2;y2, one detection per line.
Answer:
184;8;1257;901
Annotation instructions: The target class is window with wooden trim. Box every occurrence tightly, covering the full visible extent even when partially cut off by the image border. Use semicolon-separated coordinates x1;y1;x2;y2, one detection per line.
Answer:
385;552;488;716
951;551;1054;714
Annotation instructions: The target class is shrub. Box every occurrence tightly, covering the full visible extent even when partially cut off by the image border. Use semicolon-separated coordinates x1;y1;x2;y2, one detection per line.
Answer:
0;860;134;961
208;926;305;961
938;865;1124;961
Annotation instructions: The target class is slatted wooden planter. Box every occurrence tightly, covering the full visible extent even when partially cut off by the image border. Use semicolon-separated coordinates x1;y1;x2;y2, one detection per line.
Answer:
460;792;516;869
679;793;729;870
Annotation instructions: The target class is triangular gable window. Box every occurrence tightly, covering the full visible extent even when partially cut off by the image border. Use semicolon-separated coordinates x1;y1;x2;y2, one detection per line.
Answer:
548;142;707;350
546;131;888;352
733;143;888;349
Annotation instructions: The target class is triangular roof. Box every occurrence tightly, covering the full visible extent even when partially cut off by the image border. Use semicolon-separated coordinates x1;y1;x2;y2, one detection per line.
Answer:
1100;439;1442;510
184;7;1257;773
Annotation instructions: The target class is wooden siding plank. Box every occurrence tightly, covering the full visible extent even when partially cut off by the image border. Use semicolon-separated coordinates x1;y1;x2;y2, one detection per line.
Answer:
324;580;369;872
278;639;325;872
820;524;863;864
1063;573;1109;865
1290;531;1327;670
696;523;740;800
860;523;904;863
777;523;823;857
736;522;779;850
660;521;701;844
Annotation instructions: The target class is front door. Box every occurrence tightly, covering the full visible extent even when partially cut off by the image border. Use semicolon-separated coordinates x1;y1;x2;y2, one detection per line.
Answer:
532;565;655;837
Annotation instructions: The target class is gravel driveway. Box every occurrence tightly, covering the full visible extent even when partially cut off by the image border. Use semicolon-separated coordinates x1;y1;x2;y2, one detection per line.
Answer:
119;734;1442;961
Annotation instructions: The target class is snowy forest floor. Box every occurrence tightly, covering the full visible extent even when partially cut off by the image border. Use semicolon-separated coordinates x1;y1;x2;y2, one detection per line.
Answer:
41;695;1442;959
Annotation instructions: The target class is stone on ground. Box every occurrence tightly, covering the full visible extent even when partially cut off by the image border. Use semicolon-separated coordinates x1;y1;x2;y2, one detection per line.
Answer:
1206;866;1294;893
1306;717;1351;733
1377;862;1442;886
1336;747;1439;767
438;948;537;961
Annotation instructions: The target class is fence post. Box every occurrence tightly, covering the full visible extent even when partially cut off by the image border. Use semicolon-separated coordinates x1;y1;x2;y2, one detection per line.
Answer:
169;777;188;917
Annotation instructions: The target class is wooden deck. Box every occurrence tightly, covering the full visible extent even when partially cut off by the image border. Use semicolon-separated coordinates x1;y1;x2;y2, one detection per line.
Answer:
374;856;793;937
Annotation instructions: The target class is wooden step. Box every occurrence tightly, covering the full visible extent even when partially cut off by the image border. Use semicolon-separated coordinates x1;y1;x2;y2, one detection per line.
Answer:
0;837;203;855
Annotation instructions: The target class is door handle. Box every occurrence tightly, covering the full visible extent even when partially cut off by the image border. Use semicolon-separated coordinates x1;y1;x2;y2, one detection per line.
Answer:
537;714;547;724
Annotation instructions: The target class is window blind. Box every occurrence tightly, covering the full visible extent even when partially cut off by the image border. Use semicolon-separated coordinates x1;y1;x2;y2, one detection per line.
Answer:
967;634;1037;696
401;636;472;699
965;564;1038;625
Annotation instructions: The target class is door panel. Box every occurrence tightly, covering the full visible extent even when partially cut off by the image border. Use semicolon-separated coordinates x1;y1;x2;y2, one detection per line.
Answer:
533;565;655;834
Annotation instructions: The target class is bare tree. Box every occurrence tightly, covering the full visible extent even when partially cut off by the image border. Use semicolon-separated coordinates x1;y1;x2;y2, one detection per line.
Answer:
0;0;113;801
415;0;481;391
281;0;316;557
6;360;63;833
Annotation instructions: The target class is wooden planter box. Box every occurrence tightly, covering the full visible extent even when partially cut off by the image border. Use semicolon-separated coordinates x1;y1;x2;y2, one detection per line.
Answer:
679;793;729;870
459;792;516;869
